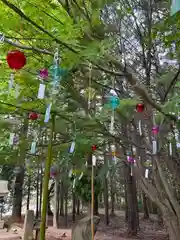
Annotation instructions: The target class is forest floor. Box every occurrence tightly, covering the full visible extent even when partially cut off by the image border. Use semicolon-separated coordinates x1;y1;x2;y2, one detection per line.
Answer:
45;209;168;240
1;209;168;240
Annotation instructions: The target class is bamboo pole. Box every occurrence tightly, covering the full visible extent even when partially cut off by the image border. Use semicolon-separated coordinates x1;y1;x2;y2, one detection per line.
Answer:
91;163;94;240
39;115;55;240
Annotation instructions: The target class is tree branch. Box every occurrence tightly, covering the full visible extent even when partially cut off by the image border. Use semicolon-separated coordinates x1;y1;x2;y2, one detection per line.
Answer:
104;55;177;121
163;67;180;102
3;35;53;55
0;0;78;53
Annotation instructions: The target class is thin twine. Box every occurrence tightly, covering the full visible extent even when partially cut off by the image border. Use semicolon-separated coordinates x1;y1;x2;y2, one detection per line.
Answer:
112;78;116;160
111;78;115;134
88;63;92;110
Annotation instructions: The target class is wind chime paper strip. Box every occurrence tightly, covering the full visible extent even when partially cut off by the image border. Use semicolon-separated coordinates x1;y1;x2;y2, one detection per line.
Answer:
37;83;45;99
139;120;142;136
130;165;133;176
53;66;59;85
73;178;76;189
8;73;14;94
44;103;52;123
152;140;157;154
69;141;75;153
69;169;73;177
79;172;84;180
92;155;96;166
30;141;36;154
110;114;114;134
169;142;172;156
9;133;15;145
145;169;149;178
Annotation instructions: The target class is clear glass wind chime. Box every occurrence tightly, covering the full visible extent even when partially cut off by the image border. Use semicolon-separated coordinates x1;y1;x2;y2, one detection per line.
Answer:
69;120;77;188
37;47;62;123
69;120;76;154
152;112;158;155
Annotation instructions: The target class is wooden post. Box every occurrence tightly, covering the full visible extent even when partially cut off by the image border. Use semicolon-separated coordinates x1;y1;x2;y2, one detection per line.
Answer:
23;210;34;240
39;115;55;240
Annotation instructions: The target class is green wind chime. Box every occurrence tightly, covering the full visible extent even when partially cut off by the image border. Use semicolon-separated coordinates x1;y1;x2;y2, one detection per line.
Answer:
171;0;180;15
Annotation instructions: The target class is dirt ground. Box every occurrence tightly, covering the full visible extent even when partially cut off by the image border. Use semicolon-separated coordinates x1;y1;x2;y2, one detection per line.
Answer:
45;210;168;240
3;210;168;240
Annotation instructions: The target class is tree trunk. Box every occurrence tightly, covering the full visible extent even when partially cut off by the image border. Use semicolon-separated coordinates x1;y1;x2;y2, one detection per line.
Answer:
77;199;80;216
143;193;149;219
110;174;115;215
72;191;76;222
26;174;31;211
163;211;180;240
64;191;68;227
53;177;58;228
157;208;163;227
60;182;64;216
99;192;104;208
125;163;139;236
72;216;100;240
12;118;28;221
125;183;128;222
94;194;99;215
12;166;25;221
104;176;109;225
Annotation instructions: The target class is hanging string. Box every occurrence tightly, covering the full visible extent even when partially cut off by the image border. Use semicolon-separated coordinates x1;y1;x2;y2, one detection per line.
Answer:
110;78;115;134
88;63;92;110
14;1;23;97
152;111;157;155
88;62;94;240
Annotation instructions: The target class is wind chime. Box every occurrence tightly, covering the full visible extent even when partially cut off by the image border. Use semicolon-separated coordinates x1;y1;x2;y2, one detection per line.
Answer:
28;112;41;155
136;102;145;136
6;50;26;97
37;47;63;124
108;81;120;134
30;130;38;155
69;122;77;188
37;68;48;100
152;112;158;156
50;165;57;178
144;159;151;179
171;0;180;15
69;120;76;154
9;131;19;149
111;144;117;162
127;151;136;176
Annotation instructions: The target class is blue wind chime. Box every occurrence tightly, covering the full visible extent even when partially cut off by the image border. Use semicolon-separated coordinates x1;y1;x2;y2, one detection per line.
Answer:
108;91;120;134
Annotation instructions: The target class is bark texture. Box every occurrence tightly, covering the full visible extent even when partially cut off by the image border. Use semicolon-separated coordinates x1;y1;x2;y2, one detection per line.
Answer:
72;216;100;240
